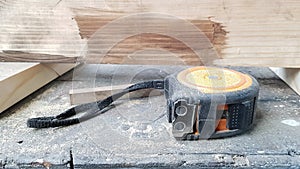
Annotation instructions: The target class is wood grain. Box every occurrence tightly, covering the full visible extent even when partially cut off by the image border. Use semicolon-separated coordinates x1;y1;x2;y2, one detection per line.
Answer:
0;63;75;113
0;51;77;63
1;0;299;67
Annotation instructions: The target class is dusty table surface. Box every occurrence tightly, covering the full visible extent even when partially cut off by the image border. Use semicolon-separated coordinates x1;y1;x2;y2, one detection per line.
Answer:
0;65;299;168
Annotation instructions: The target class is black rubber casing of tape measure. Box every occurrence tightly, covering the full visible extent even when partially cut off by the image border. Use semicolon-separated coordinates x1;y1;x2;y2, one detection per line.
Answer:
164;68;259;140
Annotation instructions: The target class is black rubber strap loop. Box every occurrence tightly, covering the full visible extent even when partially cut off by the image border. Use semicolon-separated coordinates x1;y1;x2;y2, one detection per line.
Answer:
27;117;80;128
27;80;164;128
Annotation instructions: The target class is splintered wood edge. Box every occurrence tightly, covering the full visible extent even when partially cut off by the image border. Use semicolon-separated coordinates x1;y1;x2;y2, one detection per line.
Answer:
69;84;163;105
0;51;78;63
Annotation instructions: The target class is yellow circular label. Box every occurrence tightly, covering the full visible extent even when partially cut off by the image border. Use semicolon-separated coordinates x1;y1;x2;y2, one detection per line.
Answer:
177;67;253;93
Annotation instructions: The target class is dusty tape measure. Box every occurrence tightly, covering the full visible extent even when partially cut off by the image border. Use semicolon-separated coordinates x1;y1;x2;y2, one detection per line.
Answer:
27;66;259;140
165;67;259;140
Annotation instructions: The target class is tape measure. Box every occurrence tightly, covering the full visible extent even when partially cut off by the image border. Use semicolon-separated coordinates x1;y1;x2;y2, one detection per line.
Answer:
165;67;259;140
27;66;259;140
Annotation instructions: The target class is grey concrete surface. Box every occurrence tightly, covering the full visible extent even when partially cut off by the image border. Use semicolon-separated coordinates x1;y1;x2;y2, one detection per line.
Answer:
0;65;299;168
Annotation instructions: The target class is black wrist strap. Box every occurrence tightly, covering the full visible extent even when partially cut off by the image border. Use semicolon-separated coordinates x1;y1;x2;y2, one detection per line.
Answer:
27;80;164;128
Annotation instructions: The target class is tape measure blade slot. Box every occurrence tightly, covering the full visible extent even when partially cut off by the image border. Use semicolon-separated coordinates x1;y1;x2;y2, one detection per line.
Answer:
172;99;197;138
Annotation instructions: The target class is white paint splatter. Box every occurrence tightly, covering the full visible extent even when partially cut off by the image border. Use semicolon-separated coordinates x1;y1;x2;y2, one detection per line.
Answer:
281;119;300;127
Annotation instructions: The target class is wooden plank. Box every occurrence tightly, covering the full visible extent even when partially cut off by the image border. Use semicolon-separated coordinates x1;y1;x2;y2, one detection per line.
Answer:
0;0;299;67
69;84;163;105
0;51;77;63
0;63;75;113
214;57;300;68
270;68;300;95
